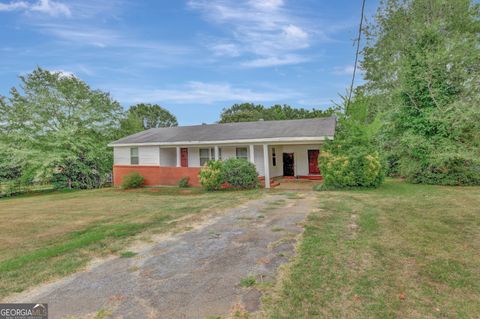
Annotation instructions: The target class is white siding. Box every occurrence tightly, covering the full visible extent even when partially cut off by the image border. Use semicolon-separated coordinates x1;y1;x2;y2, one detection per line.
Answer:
253;145;265;176
138;146;159;165
270;146;283;178
113;147;130;165
188;147;200;167
160;147;176;166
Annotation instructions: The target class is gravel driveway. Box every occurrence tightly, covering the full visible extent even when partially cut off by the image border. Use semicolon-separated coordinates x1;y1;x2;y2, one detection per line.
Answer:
7;192;315;319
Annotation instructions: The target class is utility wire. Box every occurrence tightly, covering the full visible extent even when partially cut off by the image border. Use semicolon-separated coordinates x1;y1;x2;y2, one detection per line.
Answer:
347;0;366;110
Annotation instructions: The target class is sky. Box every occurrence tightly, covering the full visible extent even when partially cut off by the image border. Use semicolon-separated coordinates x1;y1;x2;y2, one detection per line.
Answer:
0;0;379;125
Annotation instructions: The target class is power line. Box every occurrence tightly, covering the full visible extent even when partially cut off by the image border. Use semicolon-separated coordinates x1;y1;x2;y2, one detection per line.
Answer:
347;0;366;109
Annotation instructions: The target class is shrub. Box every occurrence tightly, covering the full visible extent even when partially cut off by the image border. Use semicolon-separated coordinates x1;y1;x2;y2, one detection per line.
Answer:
318;121;384;190
178;176;190;188
221;158;259;189
120;172;144;189
0;179;21;197
199;160;224;191
319;150;384;189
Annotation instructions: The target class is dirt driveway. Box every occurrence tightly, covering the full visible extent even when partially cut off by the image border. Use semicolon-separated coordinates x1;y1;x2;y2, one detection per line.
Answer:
7;191;316;319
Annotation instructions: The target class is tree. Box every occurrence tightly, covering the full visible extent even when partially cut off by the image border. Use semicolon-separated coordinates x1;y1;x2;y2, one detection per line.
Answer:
0;67;123;188
218;103;266;123
360;0;480;185
219;103;335;123
318;94;384;189
126;103;177;130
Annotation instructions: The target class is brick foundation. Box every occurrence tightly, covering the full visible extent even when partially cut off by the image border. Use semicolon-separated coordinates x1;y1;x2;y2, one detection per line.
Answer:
113;165;201;187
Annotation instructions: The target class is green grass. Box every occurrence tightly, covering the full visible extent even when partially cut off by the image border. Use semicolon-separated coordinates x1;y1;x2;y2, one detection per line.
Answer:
0;187;262;298
119;251;137;258
263;179;480;318
240;276;257;288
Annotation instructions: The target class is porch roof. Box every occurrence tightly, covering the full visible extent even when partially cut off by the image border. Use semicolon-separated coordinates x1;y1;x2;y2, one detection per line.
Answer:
110;117;336;146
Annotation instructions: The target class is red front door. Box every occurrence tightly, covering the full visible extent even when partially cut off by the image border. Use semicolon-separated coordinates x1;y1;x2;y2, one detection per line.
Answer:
308;149;320;174
180;148;188;167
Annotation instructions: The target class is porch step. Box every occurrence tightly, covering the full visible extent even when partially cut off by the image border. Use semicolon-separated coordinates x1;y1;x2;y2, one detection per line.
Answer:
259;179;280;188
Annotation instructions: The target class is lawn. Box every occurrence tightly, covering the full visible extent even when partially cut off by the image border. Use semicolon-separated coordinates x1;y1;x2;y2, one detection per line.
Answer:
0;187;261;299
263;179;480;319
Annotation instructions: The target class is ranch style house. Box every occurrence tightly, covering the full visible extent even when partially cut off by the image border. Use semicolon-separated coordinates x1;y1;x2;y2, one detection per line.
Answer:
109;117;336;188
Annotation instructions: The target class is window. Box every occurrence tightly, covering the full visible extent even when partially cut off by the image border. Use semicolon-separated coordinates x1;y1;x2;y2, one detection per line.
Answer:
130;147;139;165
272;147;276;166
236;147;248;160
199;148;211;166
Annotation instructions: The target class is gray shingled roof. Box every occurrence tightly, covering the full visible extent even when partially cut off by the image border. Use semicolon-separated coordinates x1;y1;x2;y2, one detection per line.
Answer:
110;116;336;145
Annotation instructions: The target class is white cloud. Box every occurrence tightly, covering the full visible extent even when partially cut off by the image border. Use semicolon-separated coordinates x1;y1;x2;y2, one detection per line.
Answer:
31;0;70;16
0;1;28;11
0;0;71;16
332;65;355;75
283;24;308;42
48;69;75;78
249;0;284;10
188;0;311;67
241;55;308;68
210;43;241;57
112;81;297;104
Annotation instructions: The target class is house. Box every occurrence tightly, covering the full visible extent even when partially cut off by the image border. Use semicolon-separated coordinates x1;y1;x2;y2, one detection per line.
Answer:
109;117;336;188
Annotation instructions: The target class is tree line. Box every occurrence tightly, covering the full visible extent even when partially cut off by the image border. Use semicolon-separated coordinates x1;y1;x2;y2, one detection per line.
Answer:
0;68;180;191
319;0;479;188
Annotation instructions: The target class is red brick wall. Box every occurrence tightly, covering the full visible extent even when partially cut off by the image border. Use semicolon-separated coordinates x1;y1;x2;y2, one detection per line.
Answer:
113;165;201;187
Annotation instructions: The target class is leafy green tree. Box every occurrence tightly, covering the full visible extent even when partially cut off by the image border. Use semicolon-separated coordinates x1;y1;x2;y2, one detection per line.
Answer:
318;95;384;189
126;103;177;130
219;103;335;123
219;103;266;123
0;67;123;188
361;0;480;185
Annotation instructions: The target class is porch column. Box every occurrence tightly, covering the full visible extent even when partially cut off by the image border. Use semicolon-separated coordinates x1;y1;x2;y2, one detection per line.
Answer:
158;147;161;166
176;146;181;167
263;144;270;188
249;144;255;164
214;146;219;160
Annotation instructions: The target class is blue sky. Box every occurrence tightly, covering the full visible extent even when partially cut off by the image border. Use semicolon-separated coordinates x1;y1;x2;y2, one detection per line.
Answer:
0;0;378;125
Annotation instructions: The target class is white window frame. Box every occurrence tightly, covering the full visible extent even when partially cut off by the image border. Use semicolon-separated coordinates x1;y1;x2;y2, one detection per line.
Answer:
130;147;139;165
199;148;211;166
236;147;248;160
272;147;276;166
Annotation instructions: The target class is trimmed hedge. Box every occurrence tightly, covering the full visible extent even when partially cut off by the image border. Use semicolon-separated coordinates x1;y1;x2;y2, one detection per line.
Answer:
222;158;259;189
199;159;259;190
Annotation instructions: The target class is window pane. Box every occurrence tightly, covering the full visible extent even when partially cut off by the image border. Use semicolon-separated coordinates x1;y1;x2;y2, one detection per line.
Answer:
218;148;222;160
236;147;248;159
131;147;139;165
200;158;209;166
272;147;276;166
199;148;209;157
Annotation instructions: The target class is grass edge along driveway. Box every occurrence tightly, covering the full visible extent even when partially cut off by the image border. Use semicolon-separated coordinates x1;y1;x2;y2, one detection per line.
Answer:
261;179;480;319
0;187;262;299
